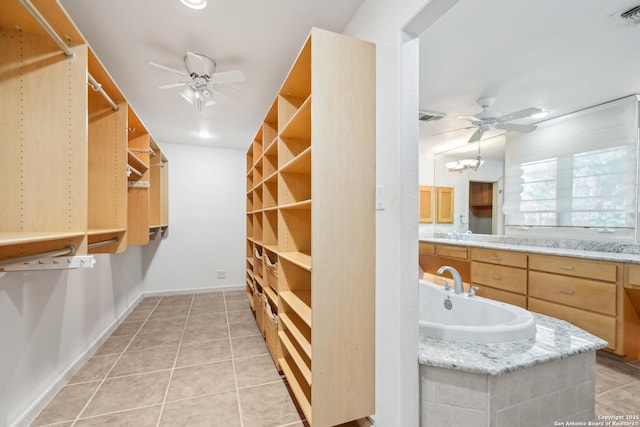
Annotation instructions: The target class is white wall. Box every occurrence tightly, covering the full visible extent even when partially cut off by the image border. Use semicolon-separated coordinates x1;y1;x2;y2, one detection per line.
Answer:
0;249;145;427
142;142;246;294
343;1;458;425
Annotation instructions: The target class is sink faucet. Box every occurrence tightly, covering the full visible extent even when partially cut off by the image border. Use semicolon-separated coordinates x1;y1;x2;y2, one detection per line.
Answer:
436;266;464;294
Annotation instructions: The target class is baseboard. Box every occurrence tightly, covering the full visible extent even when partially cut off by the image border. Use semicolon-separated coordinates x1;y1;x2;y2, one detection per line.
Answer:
143;284;245;297
14;294;143;427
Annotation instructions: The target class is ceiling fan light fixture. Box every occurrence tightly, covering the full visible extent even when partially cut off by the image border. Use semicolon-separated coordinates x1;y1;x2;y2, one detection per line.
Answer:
180;0;206;9
180;88;196;104
531;110;550;119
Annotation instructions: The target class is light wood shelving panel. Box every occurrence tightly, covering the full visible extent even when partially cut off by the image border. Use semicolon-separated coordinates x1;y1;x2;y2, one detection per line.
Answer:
149;139;169;239
245;28;375;426
87;48;127;253
0;0;169;267
0;8;88;262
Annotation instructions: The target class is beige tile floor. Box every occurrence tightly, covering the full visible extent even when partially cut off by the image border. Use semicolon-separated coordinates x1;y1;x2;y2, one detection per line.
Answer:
595;352;640;419
31;290;307;427
31;290;640;426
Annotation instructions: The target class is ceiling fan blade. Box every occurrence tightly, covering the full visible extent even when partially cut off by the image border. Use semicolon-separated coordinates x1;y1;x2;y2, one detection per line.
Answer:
497;107;542;123
468;128;485;143
494;123;537;133
186;51;216;76
457;115;483;123
431;125;475;136
211;70;246;84
148;61;187;76
158;82;189;89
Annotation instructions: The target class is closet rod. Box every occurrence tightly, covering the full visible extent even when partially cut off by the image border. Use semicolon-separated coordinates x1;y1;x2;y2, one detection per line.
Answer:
88;237;119;250
149;147;157;157
88;73;119;112
0;245;75;268
18;0;75;58
128;165;143;177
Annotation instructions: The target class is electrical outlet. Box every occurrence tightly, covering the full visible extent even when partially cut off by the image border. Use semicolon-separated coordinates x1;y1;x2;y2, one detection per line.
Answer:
217;270;226;279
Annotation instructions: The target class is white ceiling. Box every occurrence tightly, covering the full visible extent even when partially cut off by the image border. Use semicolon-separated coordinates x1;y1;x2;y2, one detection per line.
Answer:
419;0;640;159
59;0;363;150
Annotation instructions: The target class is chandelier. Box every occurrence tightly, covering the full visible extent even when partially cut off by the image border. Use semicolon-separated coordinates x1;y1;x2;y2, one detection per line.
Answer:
446;142;484;173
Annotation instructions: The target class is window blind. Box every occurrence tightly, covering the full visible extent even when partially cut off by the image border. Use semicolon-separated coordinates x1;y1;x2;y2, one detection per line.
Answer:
503;95;639;240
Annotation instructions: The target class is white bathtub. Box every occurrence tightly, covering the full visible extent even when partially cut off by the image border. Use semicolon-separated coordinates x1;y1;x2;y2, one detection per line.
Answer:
419;279;537;343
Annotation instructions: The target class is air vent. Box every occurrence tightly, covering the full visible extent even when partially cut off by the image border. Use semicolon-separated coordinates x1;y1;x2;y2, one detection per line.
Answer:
418;110;446;123
621;5;640;21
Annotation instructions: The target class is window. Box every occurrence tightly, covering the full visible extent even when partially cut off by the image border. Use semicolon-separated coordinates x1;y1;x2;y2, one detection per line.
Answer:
503;96;638;240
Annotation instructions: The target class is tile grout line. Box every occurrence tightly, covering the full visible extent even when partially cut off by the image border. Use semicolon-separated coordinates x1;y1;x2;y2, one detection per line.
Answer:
155;294;195;427
225;292;245;427
68;298;161;426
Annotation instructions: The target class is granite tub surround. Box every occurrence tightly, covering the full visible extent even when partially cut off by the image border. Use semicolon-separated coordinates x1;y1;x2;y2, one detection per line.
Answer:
419;233;640;263
418;315;606;427
419;313;607;375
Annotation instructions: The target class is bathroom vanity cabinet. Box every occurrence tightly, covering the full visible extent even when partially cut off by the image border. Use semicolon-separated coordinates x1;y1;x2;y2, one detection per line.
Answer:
245;28;375;426
0;0;169;267
471;248;527;308
419;241;640;360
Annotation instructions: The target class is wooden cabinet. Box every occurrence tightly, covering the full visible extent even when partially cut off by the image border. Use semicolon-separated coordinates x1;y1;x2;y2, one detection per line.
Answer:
471;248;527;308
419;186;433;223
436;186;454;223
469;181;493;217
245;28;375;426
528;254;620;351
0;0;169;267
419;243;471;283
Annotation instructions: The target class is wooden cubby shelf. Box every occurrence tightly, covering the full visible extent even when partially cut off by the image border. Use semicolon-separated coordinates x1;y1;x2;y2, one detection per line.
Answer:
280;290;312;327
245;28;374;426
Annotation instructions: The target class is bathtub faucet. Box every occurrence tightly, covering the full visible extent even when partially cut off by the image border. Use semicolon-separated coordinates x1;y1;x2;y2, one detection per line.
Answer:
436;266;464;294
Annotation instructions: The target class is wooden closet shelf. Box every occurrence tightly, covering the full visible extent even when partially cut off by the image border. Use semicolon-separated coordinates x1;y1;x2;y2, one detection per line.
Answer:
280;290;312;327
0;231;86;246
279;252;312;271
279;312;312;359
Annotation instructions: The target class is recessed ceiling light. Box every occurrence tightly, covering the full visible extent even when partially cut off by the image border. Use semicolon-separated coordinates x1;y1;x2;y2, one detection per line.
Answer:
180;0;206;10
196;129;214;138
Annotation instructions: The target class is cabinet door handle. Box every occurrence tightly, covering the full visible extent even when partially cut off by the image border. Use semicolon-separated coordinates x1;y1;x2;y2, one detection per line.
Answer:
491;275;502;280
559;265;575;270
559;289;575;295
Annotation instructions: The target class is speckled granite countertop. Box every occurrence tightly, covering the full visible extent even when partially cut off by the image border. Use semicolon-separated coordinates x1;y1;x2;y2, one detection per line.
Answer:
418;313;607;375
420;236;640;264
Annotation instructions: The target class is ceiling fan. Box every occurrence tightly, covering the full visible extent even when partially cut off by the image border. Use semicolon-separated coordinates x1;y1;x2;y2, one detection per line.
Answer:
438;96;544;143
149;52;246;113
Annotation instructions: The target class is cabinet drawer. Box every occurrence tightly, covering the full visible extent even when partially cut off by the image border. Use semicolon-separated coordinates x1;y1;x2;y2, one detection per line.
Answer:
435;244;468;260
528;271;616;316
528;297;616;350
471;248;527;268
474;285;527;309
625;264;640;289
471;262;527;295
419;242;435;255
528;254;618;283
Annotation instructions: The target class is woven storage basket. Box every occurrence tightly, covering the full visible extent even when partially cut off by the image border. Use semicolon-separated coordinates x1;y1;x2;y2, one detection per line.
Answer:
254;248;263;279
253;286;265;335
263;297;281;370
264;254;278;293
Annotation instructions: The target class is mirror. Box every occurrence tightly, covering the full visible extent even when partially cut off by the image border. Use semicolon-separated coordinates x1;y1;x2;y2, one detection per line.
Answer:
416;0;640;237
425;135;506;235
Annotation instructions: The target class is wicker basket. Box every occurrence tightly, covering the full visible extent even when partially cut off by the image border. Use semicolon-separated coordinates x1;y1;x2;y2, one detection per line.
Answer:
253;286;265;335
264;254;278;293
263;297;281;370
254;248;263;279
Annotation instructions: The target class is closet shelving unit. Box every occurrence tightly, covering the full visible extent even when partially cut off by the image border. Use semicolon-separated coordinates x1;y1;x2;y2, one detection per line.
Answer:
0;0;169;268
245;28;375;427
149;139;169;240
87;49;128;254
